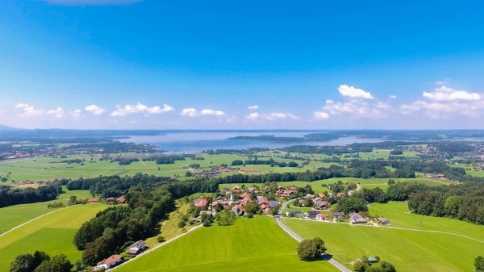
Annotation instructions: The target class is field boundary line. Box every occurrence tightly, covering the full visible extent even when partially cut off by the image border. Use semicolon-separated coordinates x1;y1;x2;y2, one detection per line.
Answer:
287;217;484;244
0;208;64;238
109;224;203;271
274;216;352;272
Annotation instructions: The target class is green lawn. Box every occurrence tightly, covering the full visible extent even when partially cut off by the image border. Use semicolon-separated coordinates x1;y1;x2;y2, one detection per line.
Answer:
284;202;484;272
0;203;106;270
0;189;92;234
117;216;338;272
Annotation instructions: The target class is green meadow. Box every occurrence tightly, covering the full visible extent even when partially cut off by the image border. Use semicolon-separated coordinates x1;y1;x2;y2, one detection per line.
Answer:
284;202;484;272
0;189;93;234
117;216;338;272
0;203;106;271
0;153;330;183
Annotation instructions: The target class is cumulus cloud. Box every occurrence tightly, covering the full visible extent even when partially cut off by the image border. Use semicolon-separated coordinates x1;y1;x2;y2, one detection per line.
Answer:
111;103;174;117
313;111;330;120
45;0;141;5
84;104;105;115
422;85;481;102
15;103;43;117
246;111;298;121
400;85;484;118
181;108;225;118
181;108;198;117
46;107;65;118
200;109;225;116
338;84;374;100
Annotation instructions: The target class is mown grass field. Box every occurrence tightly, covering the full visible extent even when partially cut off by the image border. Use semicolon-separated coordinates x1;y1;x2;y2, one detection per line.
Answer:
219;177;450;193
0;203;106;271
0;189;92;234
117;216;338;272
284;202;484;272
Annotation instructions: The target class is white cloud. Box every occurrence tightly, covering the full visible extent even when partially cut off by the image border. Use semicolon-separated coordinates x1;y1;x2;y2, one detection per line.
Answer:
111;103;174;117
246;111;298;121
46;107;65;118
389;95;397;99
84;104;105;115
15;103;43;117
248;105;259;111
422;85;481;102
181;108;198;117
200;109;225;116
313;111;330;120
321;99;390;119
246;112;260;120
181;107;225;118
400;85;484;119
338;84;374;100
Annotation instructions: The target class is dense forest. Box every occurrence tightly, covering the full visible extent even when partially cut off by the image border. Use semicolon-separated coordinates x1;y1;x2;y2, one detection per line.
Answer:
0;184;61;207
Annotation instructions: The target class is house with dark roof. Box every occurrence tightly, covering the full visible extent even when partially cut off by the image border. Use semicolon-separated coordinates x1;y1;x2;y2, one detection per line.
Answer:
127;240;147;255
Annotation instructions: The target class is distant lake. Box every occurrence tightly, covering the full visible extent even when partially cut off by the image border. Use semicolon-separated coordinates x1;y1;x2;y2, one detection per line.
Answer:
121;131;383;153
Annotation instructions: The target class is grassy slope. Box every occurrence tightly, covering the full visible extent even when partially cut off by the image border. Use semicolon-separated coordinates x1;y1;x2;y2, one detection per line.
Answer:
0;203;106;270
284;202;484;272
118;216;338;272
0;190;92;234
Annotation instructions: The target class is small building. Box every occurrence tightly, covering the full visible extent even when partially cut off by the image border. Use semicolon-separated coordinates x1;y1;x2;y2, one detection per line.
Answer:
127;240;147;255
306;210;320;219
350;213;368;224
94;255;123;271
116;195;127;204
313;198;330;210
332;212;344;222
194;198;209;210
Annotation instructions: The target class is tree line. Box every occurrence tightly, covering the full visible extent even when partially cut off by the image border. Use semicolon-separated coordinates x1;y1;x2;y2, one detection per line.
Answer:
0;184;61;207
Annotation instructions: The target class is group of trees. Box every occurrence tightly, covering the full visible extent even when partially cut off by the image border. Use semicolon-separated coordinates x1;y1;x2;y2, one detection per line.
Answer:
75;186;176;265
71;175;220;266
353;256;396;272
231;159;299;168
10;251;73;272
0;184;61;207
407;183;484;224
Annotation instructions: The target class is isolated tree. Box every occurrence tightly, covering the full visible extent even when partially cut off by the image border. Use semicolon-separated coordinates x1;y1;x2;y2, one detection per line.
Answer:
297;237;326;261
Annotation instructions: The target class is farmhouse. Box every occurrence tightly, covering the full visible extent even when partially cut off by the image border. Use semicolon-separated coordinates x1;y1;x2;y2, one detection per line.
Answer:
350;213;368;224
313;198;330;210
94;255;123;271
127;240;147;255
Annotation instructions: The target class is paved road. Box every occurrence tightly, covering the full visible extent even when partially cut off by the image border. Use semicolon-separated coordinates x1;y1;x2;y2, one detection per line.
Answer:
275;216;352;272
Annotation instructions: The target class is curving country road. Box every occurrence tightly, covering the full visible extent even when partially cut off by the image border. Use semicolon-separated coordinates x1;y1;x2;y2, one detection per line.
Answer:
274;216;352;272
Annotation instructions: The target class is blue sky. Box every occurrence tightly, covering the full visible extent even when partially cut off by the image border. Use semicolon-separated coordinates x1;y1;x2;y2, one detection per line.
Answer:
1;0;484;129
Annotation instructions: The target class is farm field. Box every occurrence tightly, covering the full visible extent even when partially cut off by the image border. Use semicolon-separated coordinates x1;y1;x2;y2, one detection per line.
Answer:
0;189;92;234
284;202;484;272
0;153;329;183
0;203;106;271
117;216;338;272
219;177;450;193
